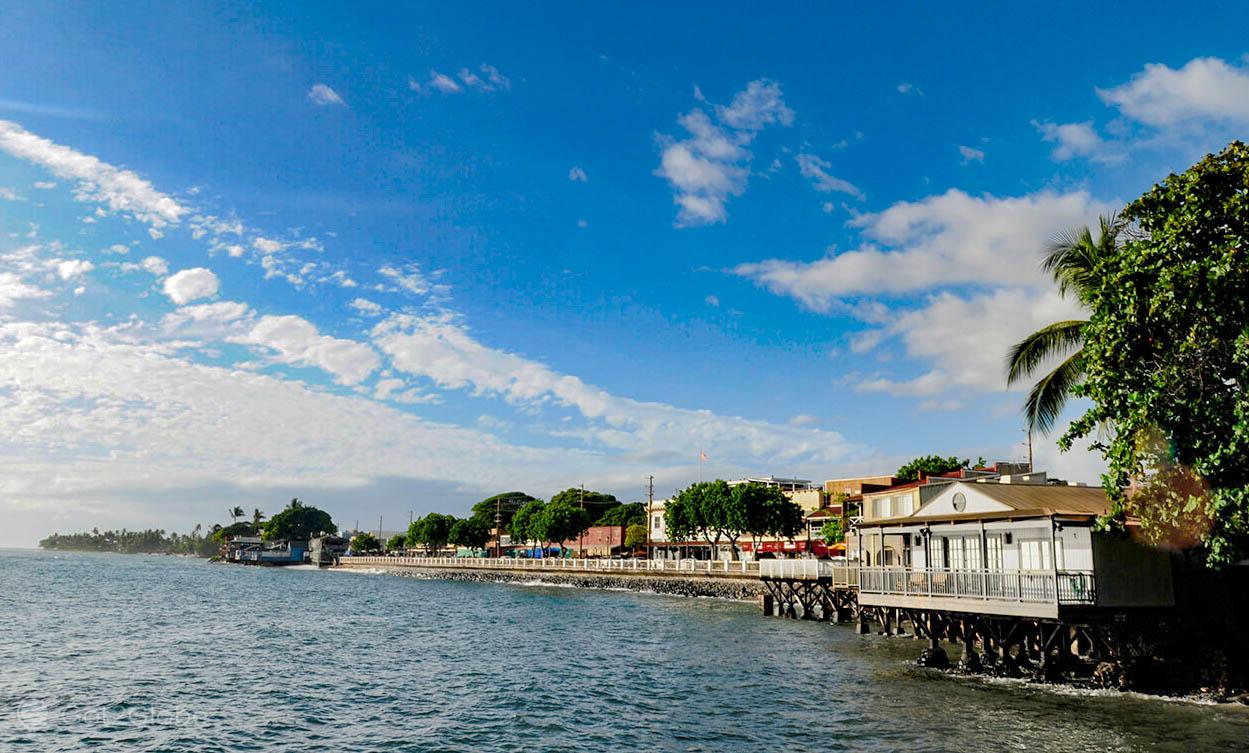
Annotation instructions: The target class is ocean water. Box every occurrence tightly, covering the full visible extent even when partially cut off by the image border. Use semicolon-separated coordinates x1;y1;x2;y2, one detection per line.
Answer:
2;550;1248;752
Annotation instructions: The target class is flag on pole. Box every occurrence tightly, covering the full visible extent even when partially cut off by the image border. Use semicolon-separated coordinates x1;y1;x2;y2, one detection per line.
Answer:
699;450;708;462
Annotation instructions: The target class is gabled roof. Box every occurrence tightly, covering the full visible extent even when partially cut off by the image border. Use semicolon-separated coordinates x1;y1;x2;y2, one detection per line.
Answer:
971;483;1109;515
862;482;1110;527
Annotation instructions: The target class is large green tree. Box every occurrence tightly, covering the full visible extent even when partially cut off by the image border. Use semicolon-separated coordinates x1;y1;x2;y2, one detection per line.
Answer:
450;516;492;552
1064;141;1249;566
549;488;620;520
407;512;455;555
594;502;646;527
536;500;592;553
471;492;536;529
351;532;382;553
664;480;742;558
509;499;546;552
1006;214;1125;434
263;498;336;541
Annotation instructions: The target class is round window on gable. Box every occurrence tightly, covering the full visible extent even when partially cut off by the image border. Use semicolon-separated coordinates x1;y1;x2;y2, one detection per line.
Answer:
952;492;967;512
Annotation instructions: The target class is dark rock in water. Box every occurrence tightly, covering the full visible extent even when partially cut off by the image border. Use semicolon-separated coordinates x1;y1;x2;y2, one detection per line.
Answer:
1093;661;1126;691
989;655;1023;679
957;651;982;674
917;647;950;669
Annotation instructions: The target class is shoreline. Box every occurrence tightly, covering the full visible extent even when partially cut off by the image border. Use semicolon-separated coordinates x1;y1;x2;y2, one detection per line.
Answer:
331;562;764;600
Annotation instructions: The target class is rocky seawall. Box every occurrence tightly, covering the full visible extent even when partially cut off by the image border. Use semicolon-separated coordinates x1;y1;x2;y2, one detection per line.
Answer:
341;564;764;600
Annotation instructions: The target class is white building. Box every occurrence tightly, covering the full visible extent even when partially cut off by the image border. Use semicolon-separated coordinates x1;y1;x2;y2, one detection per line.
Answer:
855;481;1175;619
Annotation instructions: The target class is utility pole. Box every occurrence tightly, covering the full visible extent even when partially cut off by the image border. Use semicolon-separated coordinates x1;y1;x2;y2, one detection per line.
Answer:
578;483;585;559
646;474;654;560
1023;428;1034;472
495;497;503;558
378;515;383;547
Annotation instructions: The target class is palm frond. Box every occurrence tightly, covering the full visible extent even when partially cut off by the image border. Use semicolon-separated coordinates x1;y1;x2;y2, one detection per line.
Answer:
1005;319;1087;385
1024;350;1085;435
1041;212;1124;301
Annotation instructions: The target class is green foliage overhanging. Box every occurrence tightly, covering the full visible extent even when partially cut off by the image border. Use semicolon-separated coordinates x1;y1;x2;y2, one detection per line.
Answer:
1063;141;1249;566
894;455;970;483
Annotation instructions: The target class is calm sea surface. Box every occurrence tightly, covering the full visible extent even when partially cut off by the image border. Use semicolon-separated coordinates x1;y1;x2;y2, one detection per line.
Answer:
2;549;1247;752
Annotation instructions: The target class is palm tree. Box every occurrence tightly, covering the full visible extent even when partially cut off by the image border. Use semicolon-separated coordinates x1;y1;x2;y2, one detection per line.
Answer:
252;508;265;525
1006;213;1125;435
230;506;245;523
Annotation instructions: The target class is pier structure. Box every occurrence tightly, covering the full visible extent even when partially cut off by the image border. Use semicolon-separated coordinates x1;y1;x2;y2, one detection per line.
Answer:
758;480;1179;685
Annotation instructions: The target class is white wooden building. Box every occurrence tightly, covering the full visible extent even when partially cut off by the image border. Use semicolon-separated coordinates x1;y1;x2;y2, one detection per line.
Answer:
855;481;1175;619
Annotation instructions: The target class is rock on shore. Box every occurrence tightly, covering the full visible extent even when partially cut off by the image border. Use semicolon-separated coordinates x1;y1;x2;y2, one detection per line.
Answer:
347;564;764;601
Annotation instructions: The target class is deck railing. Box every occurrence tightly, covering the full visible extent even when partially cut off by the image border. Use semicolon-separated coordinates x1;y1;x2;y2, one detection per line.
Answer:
758;559;857;586
857;567;1096;605
342;555;760;576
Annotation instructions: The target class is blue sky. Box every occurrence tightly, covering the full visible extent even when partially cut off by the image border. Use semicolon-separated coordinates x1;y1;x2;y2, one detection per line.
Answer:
3;2;1249;544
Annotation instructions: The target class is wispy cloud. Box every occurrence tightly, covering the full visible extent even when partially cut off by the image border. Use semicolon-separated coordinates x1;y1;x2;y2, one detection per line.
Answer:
411;64;511;95
796;153;862;198
655;79;794;227
308;83;346;107
958;145;985;164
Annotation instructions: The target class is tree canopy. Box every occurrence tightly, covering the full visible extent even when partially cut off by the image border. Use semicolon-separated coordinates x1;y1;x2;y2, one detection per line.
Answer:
594;502;646;527
895;455;971;483
509;499;546;547
385;534;407;552
351;532;382;553
819;519;844;545
407;512;455;554
549;488;620;519
665;480;806;560
1063;141;1249;566
471;492;536;528
262;498;336;541
625;523;648;549
450;516;491;551
536;500;593;548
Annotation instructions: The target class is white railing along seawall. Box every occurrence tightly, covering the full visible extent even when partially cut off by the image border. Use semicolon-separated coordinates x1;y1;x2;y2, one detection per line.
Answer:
342;555;760;577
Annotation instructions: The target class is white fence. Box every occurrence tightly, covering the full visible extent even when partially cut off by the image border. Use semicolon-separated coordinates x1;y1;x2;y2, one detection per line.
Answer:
343;555;760;576
857;567;1096;605
758;559;857;586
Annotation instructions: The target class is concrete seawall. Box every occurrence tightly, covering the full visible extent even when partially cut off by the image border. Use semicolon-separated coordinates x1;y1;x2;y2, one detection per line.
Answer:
336;562;764;600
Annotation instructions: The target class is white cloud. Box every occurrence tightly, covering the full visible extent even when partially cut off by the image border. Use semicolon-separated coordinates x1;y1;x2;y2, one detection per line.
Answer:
958;145;985;163
0;187;21;201
372;313;858;467
142;256;169;276
1097;56;1249;128
0;273;50;308
736;188;1112;309
0;321;558;510
714;79;795;130
458;63;510;93
32;181;55;190
55;259;94;280
853;287;1084;397
796;153;862;198
1032;120;1119;163
162;268;220;304
568;166;587;182
308;83;346;107
656;79;793;227
378;263;433;296
0;119;187;229
350;297;383;316
704;294;720;307
104;243;129;255
897;82;917;95
428;71;463;94
242;315;380;386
